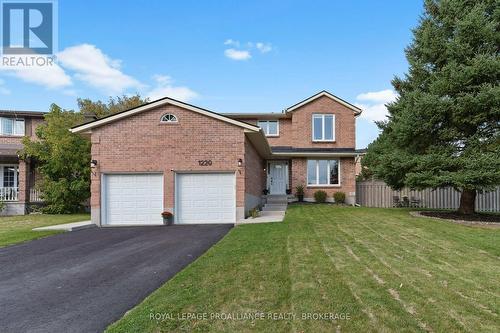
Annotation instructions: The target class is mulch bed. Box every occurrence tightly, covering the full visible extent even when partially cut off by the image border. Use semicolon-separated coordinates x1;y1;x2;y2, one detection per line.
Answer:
419;211;500;223
411;211;500;228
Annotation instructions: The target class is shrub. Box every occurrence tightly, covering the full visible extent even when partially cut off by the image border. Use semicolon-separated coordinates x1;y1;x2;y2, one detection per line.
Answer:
0;201;5;212
295;184;304;196
314;190;327;203
249;207;259;218
333;191;346;204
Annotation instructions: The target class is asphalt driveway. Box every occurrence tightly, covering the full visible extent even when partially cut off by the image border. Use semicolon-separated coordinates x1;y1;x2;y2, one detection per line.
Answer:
0;224;232;333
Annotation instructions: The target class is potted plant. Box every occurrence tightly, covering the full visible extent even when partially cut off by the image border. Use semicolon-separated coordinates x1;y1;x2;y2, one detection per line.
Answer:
295;184;304;202
286;188;292;195
262;188;269;195
161;211;174;225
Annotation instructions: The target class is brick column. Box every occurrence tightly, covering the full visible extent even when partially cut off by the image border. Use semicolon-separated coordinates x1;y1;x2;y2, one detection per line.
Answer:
18;159;30;206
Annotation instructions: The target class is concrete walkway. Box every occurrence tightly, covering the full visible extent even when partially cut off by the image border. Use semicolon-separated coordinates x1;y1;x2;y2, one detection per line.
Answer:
33;220;95;232
237;211;285;225
237;195;288;225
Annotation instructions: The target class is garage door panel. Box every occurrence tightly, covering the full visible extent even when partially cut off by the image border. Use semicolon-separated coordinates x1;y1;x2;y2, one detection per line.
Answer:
177;173;235;224
103;174;163;226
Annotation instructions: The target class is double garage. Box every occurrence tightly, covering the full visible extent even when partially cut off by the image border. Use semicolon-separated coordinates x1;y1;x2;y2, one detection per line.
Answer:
101;173;236;226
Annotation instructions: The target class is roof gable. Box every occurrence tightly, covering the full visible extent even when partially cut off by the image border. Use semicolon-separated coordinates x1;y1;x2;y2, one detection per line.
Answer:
285;91;362;115
70;97;261;134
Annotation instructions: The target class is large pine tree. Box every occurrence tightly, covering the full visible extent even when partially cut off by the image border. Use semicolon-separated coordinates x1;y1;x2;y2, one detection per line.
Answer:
362;0;500;214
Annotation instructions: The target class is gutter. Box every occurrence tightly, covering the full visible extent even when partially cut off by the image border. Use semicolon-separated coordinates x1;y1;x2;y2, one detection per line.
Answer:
271;152;360;157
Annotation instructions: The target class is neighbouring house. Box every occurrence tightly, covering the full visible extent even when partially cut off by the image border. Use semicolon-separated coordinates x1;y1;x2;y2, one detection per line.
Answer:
71;91;363;226
354;148;366;176
0;110;45;215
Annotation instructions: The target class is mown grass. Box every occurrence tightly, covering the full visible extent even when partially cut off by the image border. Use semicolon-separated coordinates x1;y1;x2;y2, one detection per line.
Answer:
107;205;500;332
0;214;90;247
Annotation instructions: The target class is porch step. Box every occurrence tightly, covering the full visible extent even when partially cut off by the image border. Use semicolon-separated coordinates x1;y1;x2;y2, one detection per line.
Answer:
266;195;288;204
262;204;288;211
259;211;285;217
261;194;288;216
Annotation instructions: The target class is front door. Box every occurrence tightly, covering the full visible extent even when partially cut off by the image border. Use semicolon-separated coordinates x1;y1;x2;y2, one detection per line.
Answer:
269;162;287;194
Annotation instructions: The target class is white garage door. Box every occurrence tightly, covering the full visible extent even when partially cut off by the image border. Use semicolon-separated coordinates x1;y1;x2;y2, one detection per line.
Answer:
176;173;235;224
103;174;163;226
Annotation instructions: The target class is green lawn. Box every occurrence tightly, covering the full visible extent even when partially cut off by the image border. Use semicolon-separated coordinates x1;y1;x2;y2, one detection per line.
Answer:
107;205;500;332
0;213;90;247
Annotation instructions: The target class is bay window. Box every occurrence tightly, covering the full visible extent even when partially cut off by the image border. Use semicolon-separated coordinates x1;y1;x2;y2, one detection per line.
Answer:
307;159;340;186
312;114;335;141
0;117;25;136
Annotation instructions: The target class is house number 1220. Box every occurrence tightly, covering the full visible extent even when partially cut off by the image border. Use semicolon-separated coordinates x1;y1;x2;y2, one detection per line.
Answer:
198;160;212;166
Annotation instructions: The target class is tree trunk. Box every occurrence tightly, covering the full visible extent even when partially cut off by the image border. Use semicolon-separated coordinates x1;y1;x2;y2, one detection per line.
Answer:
457;189;476;215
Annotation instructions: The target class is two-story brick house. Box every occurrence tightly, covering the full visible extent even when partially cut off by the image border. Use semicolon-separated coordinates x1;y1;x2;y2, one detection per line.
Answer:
71;91;363;226
0;110;45;215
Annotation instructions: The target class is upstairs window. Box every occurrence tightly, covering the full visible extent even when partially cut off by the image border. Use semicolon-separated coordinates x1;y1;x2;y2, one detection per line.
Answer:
0;117;24;136
160;114;178;123
257;120;279;136
312;114;335;141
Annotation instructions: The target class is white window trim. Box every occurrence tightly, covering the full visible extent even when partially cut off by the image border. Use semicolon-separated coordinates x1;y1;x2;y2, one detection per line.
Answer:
257;120;279;137
0;117;25;136
306;159;341;187
312;114;335;142
160;114;178;123
0;164;19;188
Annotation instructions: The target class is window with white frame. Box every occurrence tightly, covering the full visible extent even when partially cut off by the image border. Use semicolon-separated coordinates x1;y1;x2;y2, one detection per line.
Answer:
307;159;340;186
257;120;279;136
0;117;25;136
160;114;178;123
312;114;335;141
1;165;18;188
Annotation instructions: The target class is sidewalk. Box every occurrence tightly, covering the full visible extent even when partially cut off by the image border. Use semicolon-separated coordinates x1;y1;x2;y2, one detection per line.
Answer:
33;221;96;232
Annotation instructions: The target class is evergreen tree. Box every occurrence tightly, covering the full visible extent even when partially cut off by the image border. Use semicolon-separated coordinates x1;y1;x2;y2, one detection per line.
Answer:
363;0;500;214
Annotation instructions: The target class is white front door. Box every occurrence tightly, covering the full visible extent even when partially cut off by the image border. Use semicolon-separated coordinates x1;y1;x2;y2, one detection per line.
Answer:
269;162;287;194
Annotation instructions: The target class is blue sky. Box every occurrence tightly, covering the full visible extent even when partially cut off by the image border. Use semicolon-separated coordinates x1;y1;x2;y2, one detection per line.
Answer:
0;0;424;148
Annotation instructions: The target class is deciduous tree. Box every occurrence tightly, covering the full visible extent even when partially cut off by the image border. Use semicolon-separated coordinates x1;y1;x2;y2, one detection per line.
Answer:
77;94;148;118
21;104;90;213
21;95;148;213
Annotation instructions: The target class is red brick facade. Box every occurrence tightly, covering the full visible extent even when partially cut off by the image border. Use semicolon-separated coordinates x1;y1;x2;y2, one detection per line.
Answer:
0;113;45;215
291;158;356;200
78;91;360;223
242;118;294;147
232;94;358;203
234;96;355;149
289;96;355;148
244;137;266;212
89;104;255;223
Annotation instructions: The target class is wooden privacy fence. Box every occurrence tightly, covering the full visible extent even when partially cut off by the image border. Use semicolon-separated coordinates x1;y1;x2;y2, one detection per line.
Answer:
356;180;500;212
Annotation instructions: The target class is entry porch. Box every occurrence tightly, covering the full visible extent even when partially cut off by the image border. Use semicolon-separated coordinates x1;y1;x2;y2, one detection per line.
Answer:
265;159;291;195
0;156;42;215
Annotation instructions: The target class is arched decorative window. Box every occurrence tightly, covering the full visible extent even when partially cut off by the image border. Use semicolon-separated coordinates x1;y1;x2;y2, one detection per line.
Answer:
160;113;178;123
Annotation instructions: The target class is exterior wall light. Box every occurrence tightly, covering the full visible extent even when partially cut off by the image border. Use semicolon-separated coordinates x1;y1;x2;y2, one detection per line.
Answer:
90;160;98;168
238;158;243;167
